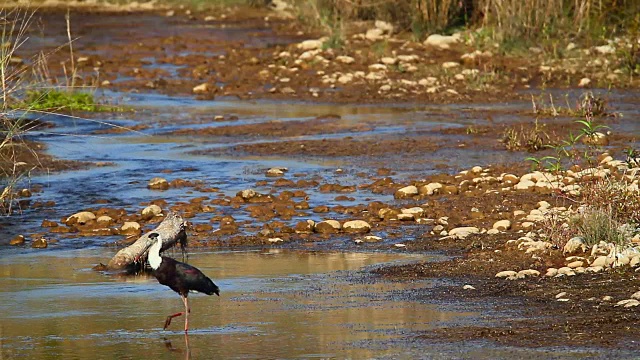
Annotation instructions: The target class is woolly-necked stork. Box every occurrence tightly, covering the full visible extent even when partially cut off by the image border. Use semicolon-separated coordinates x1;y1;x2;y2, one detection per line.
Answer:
141;232;219;332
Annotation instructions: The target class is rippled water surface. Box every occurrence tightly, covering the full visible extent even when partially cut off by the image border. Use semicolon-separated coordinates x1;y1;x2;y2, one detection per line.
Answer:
0;249;469;359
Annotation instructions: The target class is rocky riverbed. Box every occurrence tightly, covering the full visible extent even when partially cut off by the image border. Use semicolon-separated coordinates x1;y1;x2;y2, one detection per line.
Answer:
4;3;640;355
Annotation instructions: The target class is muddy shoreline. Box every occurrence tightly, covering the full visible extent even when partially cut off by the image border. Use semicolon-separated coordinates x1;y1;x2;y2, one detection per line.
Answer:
4;5;640;356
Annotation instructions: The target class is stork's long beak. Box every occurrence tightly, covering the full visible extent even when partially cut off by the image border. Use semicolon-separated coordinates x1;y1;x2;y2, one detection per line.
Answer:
134;237;156;263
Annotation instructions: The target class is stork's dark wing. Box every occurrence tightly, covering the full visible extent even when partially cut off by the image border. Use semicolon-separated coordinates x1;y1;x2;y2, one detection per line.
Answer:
175;261;220;296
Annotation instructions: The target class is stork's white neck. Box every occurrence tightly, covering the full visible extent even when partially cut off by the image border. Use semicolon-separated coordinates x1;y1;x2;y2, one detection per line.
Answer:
148;236;163;270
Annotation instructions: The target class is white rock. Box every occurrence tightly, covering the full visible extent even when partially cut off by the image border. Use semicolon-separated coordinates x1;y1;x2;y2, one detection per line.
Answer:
374;20;394;34
402;207;424;216
492;220;511;231
448;227;480;239
343;220;371;233
68;211;96;224
421;182;442;195
299;49;321;60
555;292;567;299
297;39;323;51
397;213;415;221
590;255;609;267
395;185;418;198
142;204;162;217
616;299;640;307
266;167;286;177
517;269;540;278
578;78;591;87
424;33;461;49
594;44;615;54
192;82;211;94
567;260;584;268
418;77;438;86
97;215;113;224
495;270;518;279
563;236;587;254
557;267;576;276
362;235;382;243
268;237;284;243
380;57;397;65
463;284;476;290
379;84;391;92
442;61;460;69
394;243;406;248
336;55;355;64
365;28;385;41
121;222;141;231
545;268;558;277
631;291;640;300
397;54;419;63
514;179;536;191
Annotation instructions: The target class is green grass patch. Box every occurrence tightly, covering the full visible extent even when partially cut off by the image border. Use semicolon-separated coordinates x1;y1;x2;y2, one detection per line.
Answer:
19;90;116;112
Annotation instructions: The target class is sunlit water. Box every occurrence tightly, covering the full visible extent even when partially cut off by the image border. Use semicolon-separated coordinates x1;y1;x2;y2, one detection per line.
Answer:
0;249;468;359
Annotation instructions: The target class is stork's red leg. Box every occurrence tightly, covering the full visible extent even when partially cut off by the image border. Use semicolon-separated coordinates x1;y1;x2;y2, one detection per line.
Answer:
164;311;184;330
182;295;190;332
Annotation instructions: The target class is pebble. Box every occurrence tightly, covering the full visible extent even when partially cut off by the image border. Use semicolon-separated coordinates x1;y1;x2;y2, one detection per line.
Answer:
10;235;25;245
517;269;540;278
566;260;584;268
545;268;558;277
266;167;286;177
495;270;518;279
315;220;341;234
448;226;480;239
463;284;476;290
342;220;371;234
97;215;113;224
557;267;576;276
142;204;162;218
420;182;442;195
602;295;613;301
631;291;640;300
297;39;323;51
563;236;587;254
555;292;567;299
268;237;284;243
192;82;212;94
394;185;418;199
401;207;424;217
31;238;48;249
423;33;461;49
121;222;141;233
616;299;640;307
67;211;96;225
148;177;169;190
492;220;511;231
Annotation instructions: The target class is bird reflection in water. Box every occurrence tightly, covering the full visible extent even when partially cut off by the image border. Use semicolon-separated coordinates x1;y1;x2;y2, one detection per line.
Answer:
164;334;191;360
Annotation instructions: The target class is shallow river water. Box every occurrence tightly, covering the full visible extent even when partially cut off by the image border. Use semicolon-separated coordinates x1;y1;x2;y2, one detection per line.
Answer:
2;91;640;359
0;249;466;359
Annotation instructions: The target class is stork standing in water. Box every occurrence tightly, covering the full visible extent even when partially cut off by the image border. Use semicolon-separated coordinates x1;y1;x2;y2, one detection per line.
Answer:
140;232;219;332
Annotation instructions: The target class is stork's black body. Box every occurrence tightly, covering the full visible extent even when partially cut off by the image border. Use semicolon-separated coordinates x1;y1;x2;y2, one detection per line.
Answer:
153;256;219;297
142;232;219;332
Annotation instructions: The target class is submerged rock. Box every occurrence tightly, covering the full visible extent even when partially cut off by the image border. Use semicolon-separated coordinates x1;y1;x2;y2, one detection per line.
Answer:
148;177;169;190
31;238;48;249
10;235;25;245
